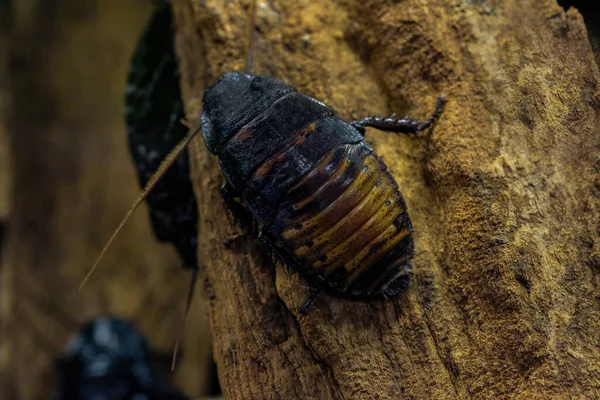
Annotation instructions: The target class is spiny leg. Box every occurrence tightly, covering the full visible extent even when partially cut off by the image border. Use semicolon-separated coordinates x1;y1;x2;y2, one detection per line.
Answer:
221;182;257;247
298;285;321;315
351;95;446;137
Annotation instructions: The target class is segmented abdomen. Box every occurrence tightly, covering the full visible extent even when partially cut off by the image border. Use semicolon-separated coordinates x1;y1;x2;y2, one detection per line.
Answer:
269;142;414;297
217;80;414;297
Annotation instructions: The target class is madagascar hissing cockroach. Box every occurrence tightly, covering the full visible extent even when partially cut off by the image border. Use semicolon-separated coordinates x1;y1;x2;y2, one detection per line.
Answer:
50;316;189;400
125;2;198;270
81;0;445;317
202;73;444;311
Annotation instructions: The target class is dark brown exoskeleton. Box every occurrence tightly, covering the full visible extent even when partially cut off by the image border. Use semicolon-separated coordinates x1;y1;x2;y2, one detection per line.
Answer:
83;60;444;317
201;72;444;312
82;1;445;325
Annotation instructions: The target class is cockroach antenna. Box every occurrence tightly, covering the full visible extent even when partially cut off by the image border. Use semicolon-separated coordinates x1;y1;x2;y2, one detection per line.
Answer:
79;121;200;375
80;0;260;376
79;124;202;291
171;267;198;370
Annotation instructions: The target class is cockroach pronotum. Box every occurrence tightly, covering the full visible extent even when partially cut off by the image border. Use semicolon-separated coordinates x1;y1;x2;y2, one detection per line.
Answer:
81;0;445;349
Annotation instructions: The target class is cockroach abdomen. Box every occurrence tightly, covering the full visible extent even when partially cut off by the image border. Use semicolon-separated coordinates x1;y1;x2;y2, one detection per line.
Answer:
200;73;442;300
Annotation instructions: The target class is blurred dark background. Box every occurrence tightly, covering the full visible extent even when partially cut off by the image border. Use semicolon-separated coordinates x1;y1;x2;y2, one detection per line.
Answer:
0;1;216;399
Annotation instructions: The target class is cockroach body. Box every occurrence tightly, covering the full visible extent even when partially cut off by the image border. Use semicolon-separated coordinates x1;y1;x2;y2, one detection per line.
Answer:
98;1;445;315
201;72;444;307
125;3;198;269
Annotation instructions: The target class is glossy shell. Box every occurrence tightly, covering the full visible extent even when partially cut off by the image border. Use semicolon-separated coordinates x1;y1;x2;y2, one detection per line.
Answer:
202;73;413;298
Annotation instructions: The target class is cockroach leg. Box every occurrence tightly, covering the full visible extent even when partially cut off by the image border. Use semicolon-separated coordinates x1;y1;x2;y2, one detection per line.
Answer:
299;285;321;314
221;182;257;247
350;95;446;137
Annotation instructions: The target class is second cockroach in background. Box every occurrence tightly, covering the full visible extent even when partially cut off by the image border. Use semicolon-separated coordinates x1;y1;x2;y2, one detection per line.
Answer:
125;3;198;271
83;0;445;320
49;317;189;400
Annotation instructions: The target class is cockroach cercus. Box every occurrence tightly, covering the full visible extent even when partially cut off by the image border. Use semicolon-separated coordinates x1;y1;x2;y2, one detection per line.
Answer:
80;0;445;361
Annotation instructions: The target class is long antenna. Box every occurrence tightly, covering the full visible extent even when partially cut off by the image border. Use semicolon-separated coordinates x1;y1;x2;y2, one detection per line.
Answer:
171;267;198;370
79;125;201;290
245;0;257;74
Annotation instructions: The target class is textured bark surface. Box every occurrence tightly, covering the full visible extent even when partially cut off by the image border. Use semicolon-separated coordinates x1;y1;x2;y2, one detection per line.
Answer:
0;2;213;399
173;0;600;398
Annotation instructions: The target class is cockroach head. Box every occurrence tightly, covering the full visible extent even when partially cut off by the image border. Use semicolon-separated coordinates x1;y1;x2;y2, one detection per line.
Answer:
201;71;295;154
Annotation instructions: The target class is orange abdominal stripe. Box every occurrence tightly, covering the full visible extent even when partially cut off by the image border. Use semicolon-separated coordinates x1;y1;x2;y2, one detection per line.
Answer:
272;142;413;294
252;121;319;179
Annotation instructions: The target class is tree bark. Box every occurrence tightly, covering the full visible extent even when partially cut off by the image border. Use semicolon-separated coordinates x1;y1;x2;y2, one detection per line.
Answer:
173;0;600;398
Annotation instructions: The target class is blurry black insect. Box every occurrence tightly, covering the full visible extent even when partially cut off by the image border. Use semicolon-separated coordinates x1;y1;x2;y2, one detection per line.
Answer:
85;0;445;314
49;316;189;400
125;1;198;269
